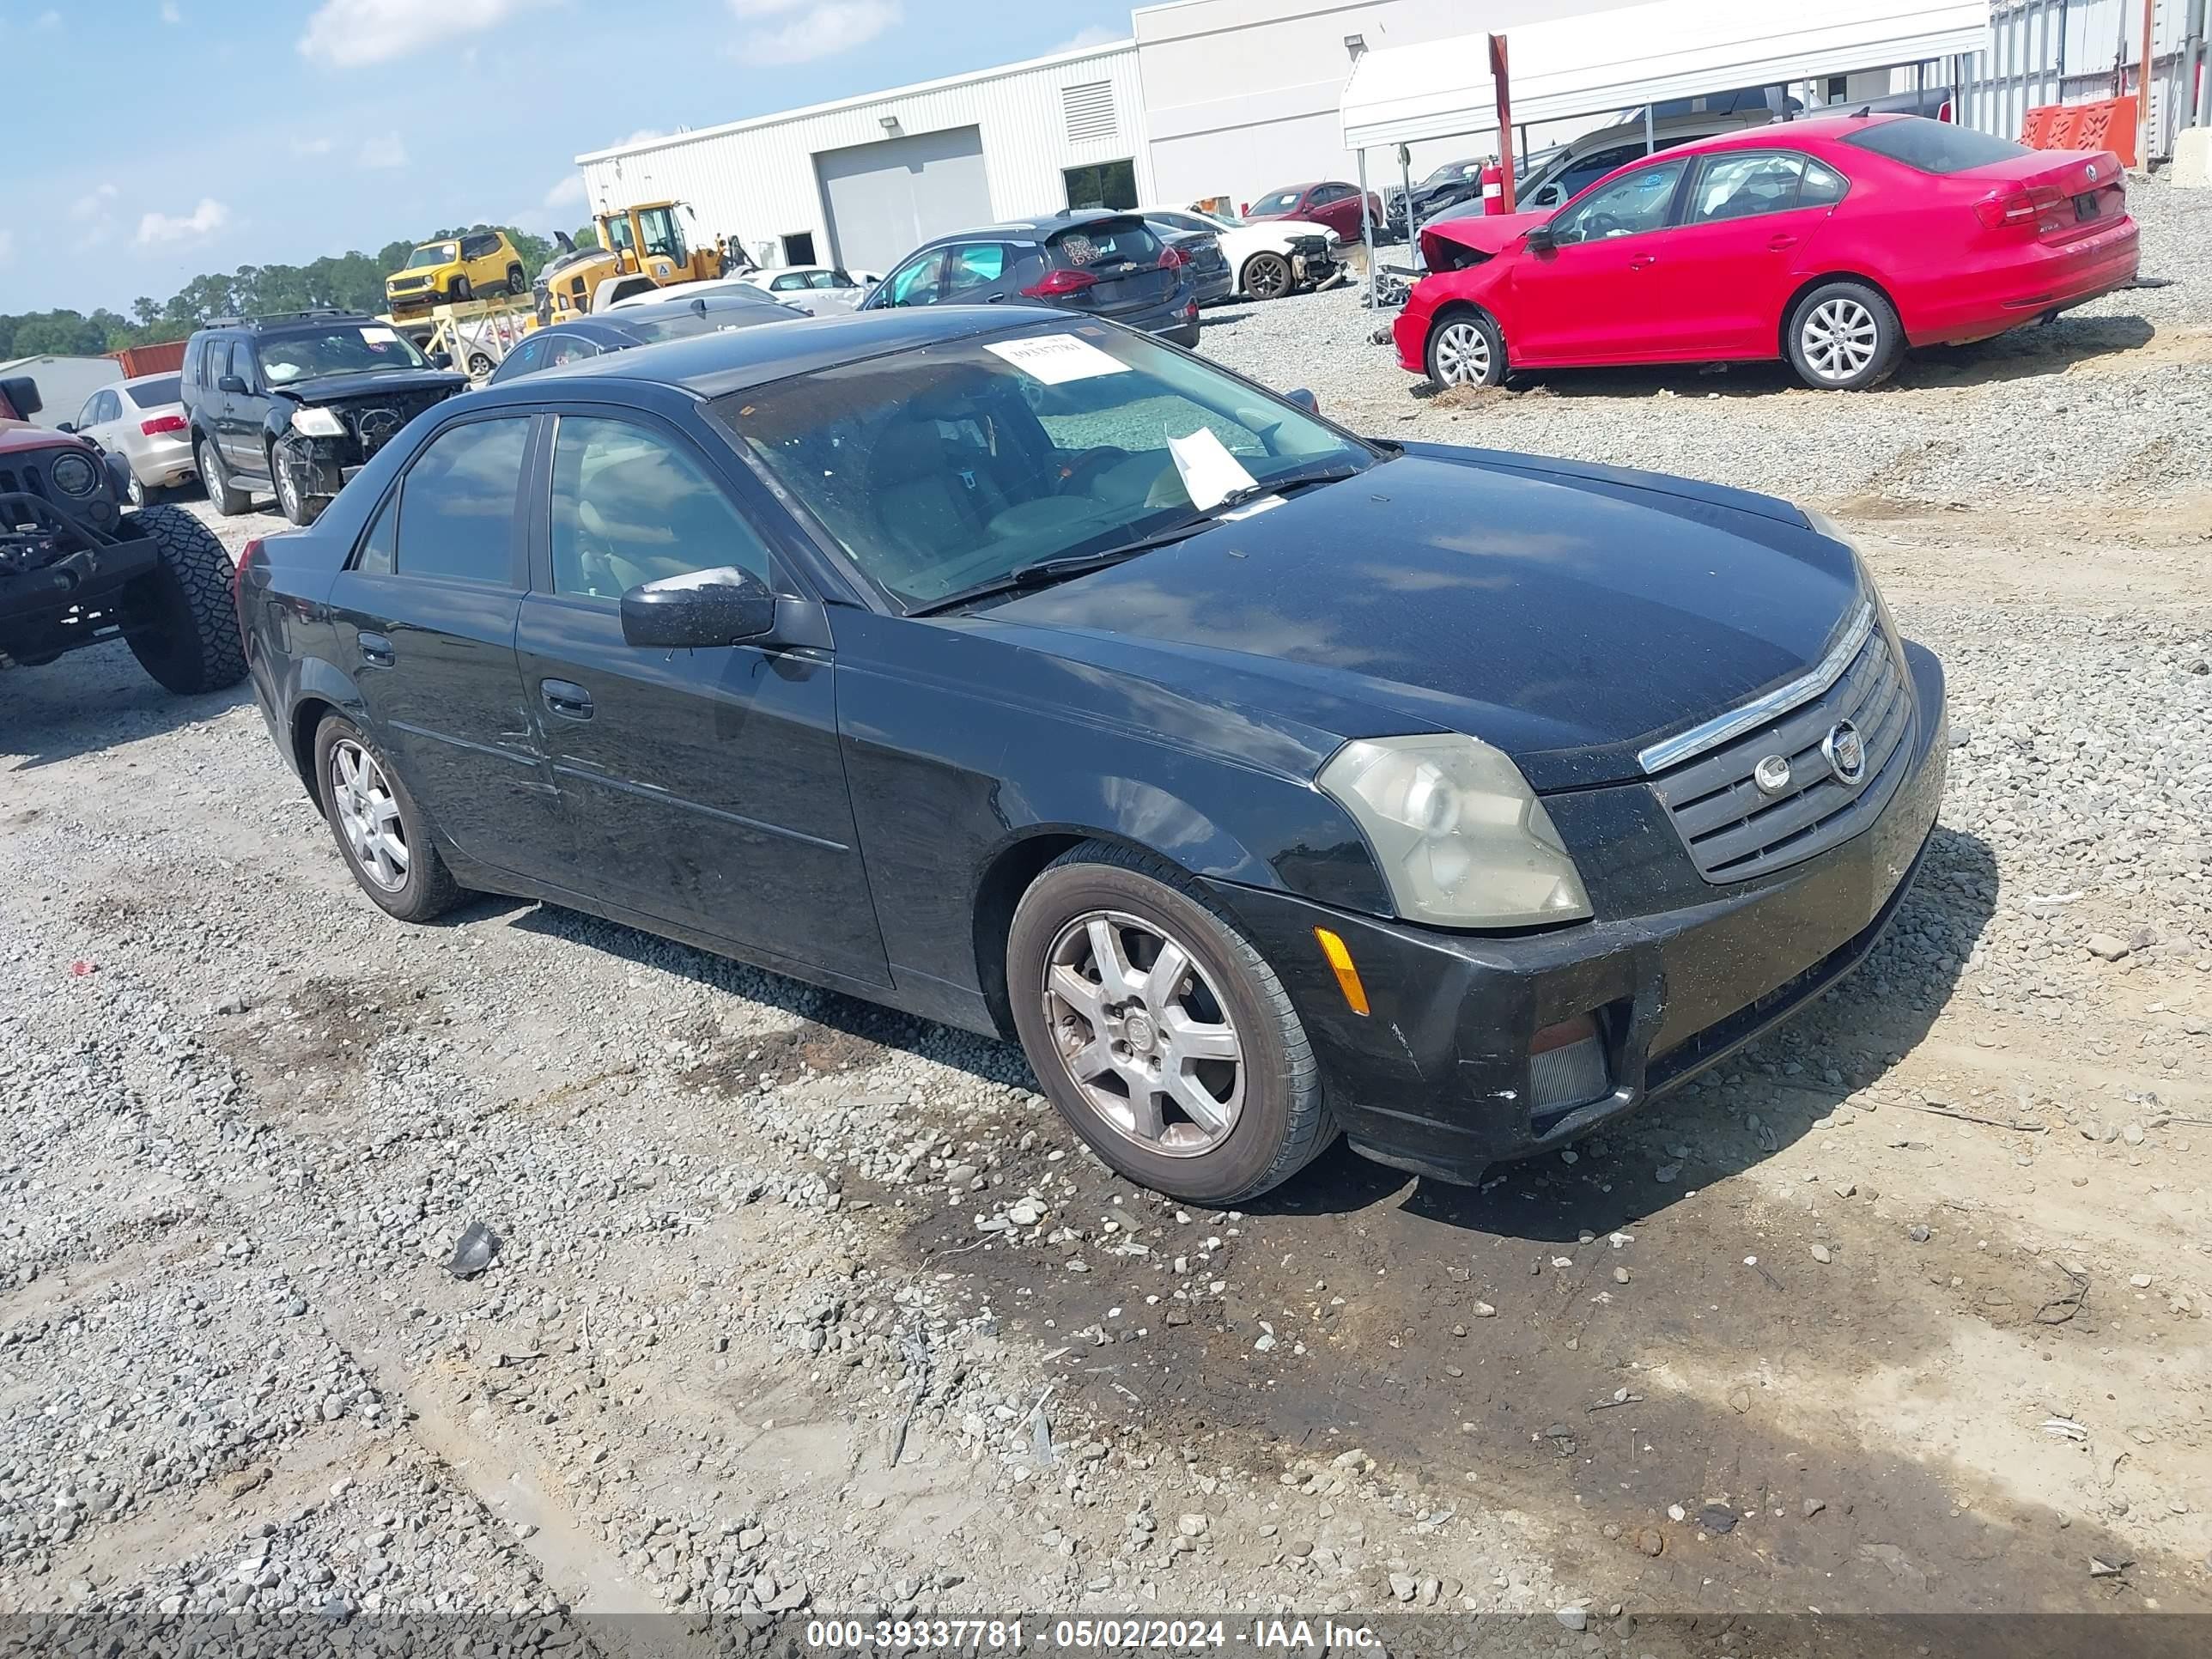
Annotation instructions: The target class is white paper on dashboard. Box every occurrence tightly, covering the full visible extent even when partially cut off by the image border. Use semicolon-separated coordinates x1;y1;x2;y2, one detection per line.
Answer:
982;333;1130;385
1165;426;1259;512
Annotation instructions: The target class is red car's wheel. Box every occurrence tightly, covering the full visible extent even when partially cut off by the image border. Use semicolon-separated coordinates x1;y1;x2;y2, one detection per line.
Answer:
1787;282;1905;391
1425;311;1505;389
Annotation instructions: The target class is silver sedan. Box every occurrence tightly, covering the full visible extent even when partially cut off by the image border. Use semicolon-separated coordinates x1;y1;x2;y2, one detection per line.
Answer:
69;373;196;507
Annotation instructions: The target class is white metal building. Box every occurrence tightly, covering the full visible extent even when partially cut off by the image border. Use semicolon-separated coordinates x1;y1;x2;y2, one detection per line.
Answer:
0;355;122;431
574;39;1153;278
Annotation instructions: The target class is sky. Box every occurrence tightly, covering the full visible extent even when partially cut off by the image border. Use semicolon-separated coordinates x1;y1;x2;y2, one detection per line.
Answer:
3;0;1139;317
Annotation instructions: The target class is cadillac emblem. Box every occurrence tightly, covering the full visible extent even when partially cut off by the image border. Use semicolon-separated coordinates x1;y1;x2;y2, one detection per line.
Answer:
1822;720;1868;786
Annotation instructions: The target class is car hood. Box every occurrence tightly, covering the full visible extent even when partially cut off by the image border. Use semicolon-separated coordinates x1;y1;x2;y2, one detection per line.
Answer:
979;448;1863;791
272;368;470;404
1419;210;1550;263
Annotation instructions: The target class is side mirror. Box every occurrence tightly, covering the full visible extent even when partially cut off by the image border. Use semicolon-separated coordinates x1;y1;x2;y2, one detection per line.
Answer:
55;421;76;434
427;349;453;369
620;566;777;649
217;374;249;395
1523;224;1557;254
2;374;45;416
1285;387;1320;416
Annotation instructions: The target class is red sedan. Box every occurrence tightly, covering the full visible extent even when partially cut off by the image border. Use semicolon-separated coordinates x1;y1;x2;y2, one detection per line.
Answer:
1395;114;2140;392
1246;180;1388;243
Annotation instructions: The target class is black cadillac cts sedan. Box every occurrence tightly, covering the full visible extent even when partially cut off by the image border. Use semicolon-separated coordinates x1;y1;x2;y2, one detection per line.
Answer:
237;306;1946;1204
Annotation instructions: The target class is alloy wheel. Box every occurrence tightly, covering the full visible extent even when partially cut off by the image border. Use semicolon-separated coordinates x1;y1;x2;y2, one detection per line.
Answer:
125;471;147;508
1042;909;1243;1157
275;461;301;520
1246;255;1289;300
1800;298;1880;383
1432;320;1492;386
330;738;410;892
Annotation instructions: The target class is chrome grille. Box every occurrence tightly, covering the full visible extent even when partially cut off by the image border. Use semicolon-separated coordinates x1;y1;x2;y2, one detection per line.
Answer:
1649;629;1915;884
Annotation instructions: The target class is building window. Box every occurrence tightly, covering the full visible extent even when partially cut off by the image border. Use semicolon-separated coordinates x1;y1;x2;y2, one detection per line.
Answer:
782;231;817;266
1061;81;1118;146
1064;159;1136;212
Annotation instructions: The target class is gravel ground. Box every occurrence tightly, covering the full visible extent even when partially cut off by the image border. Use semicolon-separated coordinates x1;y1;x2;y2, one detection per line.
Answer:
3;173;2211;1647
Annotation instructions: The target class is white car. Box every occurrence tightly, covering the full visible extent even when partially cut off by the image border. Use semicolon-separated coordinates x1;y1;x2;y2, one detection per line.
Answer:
1138;206;1342;302
602;278;809;318
729;264;872;316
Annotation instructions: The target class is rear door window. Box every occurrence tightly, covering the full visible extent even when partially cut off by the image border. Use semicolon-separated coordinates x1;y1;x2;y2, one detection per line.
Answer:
1839;118;2031;174
1686;152;1810;222
1799;157;1850;207
394;417;530;585
944;243;1009;297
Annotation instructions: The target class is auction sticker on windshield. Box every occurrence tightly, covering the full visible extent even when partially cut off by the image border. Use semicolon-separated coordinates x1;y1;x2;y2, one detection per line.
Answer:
984;334;1130;386
362;326;399;345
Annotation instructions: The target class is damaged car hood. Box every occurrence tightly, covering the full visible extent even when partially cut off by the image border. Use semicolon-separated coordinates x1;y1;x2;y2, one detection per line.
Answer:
1419;210;1552;264
273;368;469;404
979;449;1863;791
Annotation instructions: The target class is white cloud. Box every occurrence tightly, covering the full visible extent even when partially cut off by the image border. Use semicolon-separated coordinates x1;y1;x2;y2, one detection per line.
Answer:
292;136;335;156
161;2;183;23
360;131;409;169
729;0;900;66
69;183;118;222
543;174;588;210
137;198;231;246
298;0;551;69
1049;24;1121;53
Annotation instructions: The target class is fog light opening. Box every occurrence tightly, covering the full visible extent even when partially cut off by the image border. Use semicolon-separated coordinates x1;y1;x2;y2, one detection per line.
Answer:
1312;927;1370;1017
1528;1012;1610;1113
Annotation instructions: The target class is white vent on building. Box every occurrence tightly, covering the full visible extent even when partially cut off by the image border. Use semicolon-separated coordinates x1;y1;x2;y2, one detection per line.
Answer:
1062;82;1117;145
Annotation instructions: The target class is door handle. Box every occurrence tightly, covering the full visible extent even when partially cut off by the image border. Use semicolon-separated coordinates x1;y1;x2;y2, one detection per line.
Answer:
359;631;394;667
540;678;593;720
1767;234;1799;251
1628;255;1657;270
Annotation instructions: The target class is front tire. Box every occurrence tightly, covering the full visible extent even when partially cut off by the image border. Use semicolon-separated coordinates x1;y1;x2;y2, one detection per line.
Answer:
198;437;251;515
313;714;462;923
1240;252;1292;301
271;447;325;526
1786;281;1903;391
1425;310;1505;388
450;275;473;302
118;505;247;695
1007;842;1334;1204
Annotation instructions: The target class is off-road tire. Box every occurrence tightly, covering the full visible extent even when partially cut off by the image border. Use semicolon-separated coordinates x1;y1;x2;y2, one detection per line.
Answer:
1785;280;1905;392
506;265;527;296
1007;841;1336;1204
1425;308;1506;389
118;505;248;695
1241;252;1293;301
198;437;250;515
312;714;463;924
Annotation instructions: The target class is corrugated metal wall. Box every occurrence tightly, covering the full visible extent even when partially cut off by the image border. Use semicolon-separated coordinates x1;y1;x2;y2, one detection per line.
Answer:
574;43;1153;272
1960;0;2208;161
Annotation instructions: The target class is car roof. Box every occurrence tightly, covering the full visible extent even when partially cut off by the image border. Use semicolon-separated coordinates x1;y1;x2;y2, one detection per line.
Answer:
921;208;1140;245
474;305;1055;402
119;371;180;389
613;292;790;324
1611;112;1908;161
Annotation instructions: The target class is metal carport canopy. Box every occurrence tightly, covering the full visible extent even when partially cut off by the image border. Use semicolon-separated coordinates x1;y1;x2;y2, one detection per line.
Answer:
1340;0;1992;151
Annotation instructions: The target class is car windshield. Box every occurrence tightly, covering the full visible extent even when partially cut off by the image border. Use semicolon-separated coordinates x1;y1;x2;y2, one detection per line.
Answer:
257;325;432;383
405;243;458;269
727;323;1374;611
1840;117;2033;174
1249;191;1304;216
1419;161;1479;188
125;375;181;407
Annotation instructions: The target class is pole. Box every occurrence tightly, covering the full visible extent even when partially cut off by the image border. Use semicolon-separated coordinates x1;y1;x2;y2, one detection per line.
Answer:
1644;103;1656;155
1358;149;1375;311
1489;34;1516;212
1398;143;1413;250
2141;0;2158;164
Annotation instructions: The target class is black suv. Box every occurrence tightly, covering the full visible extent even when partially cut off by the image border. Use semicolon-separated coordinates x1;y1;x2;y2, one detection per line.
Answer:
181;310;466;526
861;212;1199;346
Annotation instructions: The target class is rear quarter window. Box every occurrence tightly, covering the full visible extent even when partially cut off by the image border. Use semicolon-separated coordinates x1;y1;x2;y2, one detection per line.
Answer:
1049;221;1161;269
1839;118;2032;174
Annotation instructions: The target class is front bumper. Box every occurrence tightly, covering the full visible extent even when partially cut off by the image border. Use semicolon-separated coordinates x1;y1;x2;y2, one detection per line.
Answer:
1207;641;1948;1184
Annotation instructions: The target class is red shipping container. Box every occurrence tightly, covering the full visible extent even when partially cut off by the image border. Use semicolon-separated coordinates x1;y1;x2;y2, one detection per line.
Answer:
107;339;188;377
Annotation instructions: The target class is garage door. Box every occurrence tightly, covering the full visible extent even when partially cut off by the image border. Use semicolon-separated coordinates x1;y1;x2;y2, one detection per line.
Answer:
815;125;991;275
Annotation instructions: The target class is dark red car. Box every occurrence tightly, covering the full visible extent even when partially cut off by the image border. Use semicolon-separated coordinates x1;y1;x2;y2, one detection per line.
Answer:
1245;180;1388;243
1395;114;2140;392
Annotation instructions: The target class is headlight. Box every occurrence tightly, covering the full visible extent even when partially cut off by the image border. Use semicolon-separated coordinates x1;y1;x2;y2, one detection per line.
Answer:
1318;733;1592;928
289;406;346;438
48;450;99;496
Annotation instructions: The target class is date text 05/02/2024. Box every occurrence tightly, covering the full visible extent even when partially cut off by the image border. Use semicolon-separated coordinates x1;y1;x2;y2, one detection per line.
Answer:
800;1619;1382;1650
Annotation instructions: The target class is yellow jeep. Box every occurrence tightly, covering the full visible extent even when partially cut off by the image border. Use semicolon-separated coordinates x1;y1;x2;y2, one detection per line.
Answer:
385;230;528;314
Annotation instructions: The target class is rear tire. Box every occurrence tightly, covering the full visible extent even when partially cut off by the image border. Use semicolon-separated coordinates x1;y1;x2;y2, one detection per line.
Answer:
1006;842;1335;1205
1241;252;1293;301
1425;309;1506;388
198;437;250;515
1786;281;1904;391
313;714;463;924
123;471;150;509
507;265;527;295
118;505;247;695
466;351;495;379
